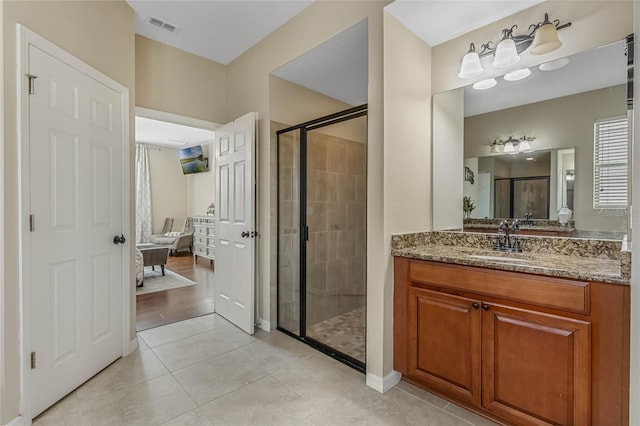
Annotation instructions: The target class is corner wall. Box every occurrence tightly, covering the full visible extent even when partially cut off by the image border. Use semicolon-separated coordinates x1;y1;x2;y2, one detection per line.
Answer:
135;35;228;124
2;2;135;423
382;12;432;380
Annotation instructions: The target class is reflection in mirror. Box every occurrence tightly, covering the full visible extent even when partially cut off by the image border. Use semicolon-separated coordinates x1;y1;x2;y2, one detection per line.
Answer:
460;39;629;238
464;149;574;220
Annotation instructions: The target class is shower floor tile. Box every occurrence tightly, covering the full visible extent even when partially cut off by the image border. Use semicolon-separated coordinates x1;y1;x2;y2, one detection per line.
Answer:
306;307;366;363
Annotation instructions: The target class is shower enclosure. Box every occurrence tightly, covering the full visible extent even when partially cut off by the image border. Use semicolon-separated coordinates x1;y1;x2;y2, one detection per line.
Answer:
277;105;367;371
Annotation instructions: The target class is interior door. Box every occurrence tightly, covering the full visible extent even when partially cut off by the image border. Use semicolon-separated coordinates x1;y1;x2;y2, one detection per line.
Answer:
214;112;257;334
28;44;124;416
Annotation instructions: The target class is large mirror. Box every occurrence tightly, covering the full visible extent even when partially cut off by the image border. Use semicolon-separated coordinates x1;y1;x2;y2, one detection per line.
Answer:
457;39;629;237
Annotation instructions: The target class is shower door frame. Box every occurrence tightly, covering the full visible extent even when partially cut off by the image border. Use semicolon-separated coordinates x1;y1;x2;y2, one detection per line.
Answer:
276;104;368;372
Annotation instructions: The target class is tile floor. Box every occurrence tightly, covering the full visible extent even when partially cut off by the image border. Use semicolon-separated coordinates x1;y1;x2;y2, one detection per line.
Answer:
307;307;366;363
34;314;498;426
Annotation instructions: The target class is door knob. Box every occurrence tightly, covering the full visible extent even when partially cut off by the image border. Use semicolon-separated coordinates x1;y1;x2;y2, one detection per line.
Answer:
482;304;489;311
113;234;126;244
472;302;480;310
241;231;250;238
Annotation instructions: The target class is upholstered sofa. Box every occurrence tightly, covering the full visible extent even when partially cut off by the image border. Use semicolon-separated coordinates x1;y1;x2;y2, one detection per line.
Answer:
135;248;144;287
149;217;194;256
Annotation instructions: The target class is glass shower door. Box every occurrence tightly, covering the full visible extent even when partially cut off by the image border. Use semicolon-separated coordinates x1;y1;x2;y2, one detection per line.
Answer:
277;128;301;335
304;115;367;365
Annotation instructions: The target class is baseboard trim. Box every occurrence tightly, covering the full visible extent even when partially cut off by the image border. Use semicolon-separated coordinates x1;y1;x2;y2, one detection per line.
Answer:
366;370;402;393
257;318;273;332
6;416;24;426
126;337;139;355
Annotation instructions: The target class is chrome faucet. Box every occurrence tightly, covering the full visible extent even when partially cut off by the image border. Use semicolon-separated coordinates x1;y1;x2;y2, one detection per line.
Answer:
493;219;521;252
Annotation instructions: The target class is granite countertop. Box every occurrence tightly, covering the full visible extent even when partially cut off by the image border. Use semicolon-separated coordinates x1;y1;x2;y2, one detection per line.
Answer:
391;231;630;285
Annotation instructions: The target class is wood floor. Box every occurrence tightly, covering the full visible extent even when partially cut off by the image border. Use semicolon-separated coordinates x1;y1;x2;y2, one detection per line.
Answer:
136;252;215;331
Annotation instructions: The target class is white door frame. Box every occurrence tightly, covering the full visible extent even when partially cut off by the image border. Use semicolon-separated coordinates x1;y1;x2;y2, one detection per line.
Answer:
135;107;220;132
16;25;131;423
0;1;6;423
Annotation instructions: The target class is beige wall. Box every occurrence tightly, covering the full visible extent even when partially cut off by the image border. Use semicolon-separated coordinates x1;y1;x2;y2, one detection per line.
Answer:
432;1;633;94
135;35;228;124
466;85;627;232
147;147;188;234
226;1;395;384
432;88;464;230
2;1;135;423
381;11;433;379
269;75;354;126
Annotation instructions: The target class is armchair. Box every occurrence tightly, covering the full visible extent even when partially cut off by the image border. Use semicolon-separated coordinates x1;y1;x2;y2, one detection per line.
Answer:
149;217;194;256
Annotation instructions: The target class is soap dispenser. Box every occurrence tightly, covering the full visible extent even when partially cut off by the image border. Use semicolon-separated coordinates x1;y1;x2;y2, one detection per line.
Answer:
557;206;572;225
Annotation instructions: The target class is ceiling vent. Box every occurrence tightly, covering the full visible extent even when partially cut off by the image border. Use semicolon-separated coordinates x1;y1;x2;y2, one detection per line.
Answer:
147;16;180;34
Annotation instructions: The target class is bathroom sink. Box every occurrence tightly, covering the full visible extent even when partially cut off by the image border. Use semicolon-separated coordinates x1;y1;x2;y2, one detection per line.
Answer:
468;254;530;263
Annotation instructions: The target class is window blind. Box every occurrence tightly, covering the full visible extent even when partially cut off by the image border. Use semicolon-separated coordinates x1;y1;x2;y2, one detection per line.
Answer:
593;117;629;209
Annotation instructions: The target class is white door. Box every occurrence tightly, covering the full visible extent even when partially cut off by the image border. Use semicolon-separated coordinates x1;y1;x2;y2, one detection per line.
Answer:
214;112;257;334
28;44;124;416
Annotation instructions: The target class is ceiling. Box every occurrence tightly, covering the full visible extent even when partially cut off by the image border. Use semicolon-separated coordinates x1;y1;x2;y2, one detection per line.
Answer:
272;19;368;106
126;0;312;65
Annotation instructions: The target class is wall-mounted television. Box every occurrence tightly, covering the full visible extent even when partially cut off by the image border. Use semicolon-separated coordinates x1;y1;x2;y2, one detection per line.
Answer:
177;145;208;175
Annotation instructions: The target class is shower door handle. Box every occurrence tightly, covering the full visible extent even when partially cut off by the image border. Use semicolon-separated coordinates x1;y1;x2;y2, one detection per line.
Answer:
304;226;309;241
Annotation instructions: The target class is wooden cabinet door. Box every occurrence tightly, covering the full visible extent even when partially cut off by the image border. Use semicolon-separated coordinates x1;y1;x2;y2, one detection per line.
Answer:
482;303;591;426
408;287;481;406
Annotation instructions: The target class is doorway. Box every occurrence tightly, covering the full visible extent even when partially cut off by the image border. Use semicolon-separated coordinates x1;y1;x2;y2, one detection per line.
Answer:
277;105;367;371
134;108;218;331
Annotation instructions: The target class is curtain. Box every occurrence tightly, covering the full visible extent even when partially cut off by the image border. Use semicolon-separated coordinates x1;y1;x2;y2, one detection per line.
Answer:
135;144;152;244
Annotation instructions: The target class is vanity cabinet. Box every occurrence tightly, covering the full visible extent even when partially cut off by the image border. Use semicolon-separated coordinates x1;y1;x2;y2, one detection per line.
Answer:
408;288;481;406
395;257;629;426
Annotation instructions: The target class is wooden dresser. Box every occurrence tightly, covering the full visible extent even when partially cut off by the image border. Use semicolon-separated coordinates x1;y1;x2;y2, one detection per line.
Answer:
193;216;215;263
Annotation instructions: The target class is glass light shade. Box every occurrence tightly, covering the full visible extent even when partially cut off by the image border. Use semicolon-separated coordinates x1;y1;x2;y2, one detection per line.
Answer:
518;140;532;151
472;78;497;90
503;141;516;153
539;57;570;71
490;143;502;153
530;23;562;55
504;68;531;81
458;51;483;78
492;38;520;68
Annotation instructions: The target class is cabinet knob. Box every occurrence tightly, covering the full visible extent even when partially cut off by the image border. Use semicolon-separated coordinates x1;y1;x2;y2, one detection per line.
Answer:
472;302;480;310
482;304;489;311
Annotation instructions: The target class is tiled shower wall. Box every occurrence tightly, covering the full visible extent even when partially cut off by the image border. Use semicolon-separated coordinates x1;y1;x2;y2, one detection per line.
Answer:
306;130;366;326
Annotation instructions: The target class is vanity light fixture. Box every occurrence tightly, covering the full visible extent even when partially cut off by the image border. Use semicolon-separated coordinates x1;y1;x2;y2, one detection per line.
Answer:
530;13;563;55
473;78;497;90
457;13;571;79
504;68;531;81
492;26;520;68
458;43;484;78
489;136;536;154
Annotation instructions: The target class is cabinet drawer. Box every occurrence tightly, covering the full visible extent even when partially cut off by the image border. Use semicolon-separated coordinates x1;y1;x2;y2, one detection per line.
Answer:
408;260;589;314
207;237;215;247
207;247;216;258
195;227;207;236
207;227;216;236
195;235;207;245
194;245;206;255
